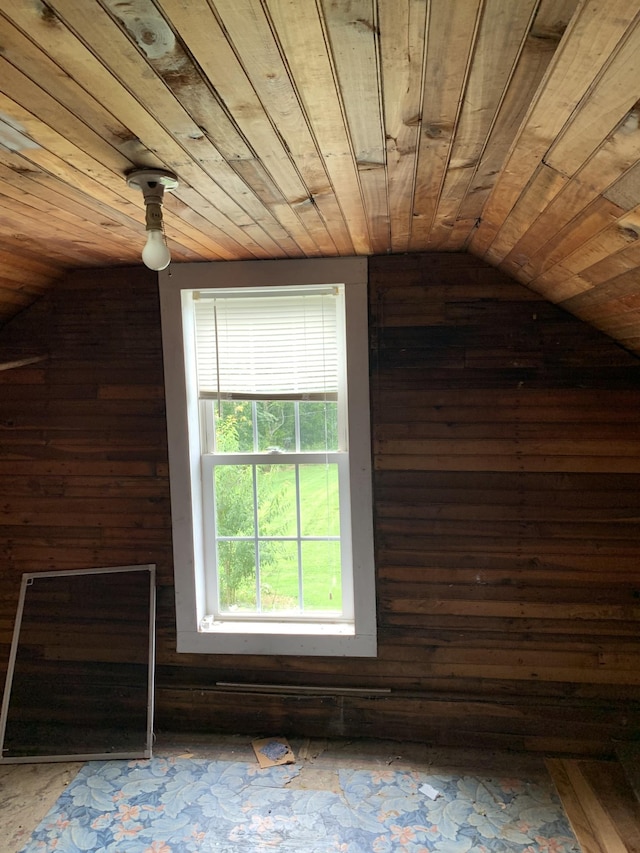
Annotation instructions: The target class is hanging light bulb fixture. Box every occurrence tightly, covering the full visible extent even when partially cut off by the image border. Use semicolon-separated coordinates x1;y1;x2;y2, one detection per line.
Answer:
126;168;179;271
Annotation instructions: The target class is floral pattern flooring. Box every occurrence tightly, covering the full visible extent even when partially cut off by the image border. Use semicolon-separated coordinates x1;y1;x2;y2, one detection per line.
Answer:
20;756;580;852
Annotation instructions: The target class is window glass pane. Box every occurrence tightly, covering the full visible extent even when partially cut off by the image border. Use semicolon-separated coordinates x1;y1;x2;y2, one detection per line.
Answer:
256;401;295;451
214;401;254;452
299;401;338;451
214;465;254;536
257;464;297;537
217;540;257;612
302;541;342;611
299;464;340;536
259;541;299;612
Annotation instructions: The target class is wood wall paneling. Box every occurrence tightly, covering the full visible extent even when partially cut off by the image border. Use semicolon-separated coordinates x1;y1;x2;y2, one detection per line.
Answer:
0;255;639;754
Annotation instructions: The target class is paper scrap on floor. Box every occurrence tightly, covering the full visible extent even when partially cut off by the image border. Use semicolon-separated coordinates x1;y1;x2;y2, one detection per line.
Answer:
251;737;295;768
419;782;441;800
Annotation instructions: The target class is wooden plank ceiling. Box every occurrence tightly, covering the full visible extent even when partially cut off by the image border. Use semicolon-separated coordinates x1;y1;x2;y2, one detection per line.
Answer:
2;0;640;353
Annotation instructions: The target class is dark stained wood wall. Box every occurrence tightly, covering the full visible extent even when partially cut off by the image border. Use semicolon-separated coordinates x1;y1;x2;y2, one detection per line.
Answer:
368;254;640;754
0;255;639;756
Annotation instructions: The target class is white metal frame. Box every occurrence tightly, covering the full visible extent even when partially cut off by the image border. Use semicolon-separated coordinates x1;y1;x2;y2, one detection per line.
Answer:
0;564;156;764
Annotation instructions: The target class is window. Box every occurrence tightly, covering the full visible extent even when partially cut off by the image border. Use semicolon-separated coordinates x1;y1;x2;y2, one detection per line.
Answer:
196;287;348;620
159;259;376;656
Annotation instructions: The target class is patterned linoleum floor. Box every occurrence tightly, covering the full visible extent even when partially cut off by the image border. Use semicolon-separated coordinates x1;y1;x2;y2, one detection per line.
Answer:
16;753;580;852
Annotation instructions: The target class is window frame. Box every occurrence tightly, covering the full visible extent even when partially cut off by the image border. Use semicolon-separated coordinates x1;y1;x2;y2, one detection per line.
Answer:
159;258;377;656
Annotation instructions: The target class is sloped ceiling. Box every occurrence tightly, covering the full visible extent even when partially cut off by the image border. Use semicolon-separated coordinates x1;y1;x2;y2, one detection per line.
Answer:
1;0;640;353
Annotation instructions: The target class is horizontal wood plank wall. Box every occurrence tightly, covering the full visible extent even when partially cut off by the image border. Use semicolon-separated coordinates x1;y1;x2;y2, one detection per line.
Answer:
0;256;639;754
368;253;640;754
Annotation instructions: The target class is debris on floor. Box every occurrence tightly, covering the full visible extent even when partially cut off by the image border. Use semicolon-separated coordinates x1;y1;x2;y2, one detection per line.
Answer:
419;781;442;800
251;736;295;768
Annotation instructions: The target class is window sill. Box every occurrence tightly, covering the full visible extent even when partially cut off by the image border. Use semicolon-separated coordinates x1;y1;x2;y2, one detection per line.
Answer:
177;621;377;657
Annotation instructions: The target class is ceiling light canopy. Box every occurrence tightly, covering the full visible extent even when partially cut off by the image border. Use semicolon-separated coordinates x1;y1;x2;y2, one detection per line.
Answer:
127;168;179;271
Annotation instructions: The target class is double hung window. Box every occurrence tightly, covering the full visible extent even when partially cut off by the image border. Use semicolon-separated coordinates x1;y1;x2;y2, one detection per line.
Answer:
159;259;376;656
196;287;348;619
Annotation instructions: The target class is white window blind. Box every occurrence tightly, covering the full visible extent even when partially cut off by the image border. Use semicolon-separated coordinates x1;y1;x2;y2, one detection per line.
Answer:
193;288;339;399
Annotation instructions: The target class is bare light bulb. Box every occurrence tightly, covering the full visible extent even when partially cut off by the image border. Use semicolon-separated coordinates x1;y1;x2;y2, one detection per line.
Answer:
126;169;179;271
142;228;171;271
